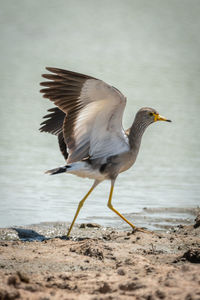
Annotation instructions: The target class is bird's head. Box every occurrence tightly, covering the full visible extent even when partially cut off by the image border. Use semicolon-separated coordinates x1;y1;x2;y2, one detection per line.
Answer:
136;107;171;126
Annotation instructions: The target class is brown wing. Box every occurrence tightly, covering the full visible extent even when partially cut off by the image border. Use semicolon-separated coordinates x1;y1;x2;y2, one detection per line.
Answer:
40;67;128;164
58;132;68;160
39;107;68;160
40;68;95;160
39;107;65;135
40;68;97;162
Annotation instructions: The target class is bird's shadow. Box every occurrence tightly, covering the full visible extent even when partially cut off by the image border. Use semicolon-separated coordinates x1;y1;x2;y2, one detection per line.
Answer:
12;228;71;242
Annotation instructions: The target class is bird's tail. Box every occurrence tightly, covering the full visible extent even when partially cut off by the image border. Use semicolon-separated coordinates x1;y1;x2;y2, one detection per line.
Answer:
45;165;70;175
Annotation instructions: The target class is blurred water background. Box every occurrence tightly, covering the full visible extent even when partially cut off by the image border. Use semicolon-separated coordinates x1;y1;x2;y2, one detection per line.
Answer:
0;0;199;230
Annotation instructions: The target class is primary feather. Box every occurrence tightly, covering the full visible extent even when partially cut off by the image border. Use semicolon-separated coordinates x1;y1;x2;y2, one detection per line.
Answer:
40;67;129;164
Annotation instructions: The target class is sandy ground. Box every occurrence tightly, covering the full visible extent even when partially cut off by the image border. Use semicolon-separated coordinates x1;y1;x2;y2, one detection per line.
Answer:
0;213;200;300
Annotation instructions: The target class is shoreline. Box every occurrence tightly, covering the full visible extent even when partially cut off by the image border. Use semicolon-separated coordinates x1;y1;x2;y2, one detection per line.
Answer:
0;205;199;234
0;213;199;300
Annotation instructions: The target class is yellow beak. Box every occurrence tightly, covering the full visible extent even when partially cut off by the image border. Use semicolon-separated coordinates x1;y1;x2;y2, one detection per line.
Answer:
153;113;171;122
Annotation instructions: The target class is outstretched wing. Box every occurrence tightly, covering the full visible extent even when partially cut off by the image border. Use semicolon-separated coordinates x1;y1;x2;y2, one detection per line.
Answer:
40;67;129;164
39;107;68;160
39;107;65;135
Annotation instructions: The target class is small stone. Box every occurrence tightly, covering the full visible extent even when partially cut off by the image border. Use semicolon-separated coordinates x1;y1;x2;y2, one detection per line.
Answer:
183;249;200;263
144;295;155;300
79;223;86;228
155;290;166;299
117;268;125;276
85;223;101;228
0;243;8;247
194;213;200;228
17;271;29;283
83;247;104;260
7;275;20;286
79;223;101;228
59;274;70;280
46;275;54;282
185;293;194;300
98;282;112;294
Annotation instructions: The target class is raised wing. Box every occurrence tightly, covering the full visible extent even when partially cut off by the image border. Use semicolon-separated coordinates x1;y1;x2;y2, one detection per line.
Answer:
40;107;65;135
40;67;129;164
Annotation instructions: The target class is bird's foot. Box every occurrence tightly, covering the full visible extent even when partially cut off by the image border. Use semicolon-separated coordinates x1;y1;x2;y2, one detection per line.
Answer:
57;235;70;240
131;227;153;234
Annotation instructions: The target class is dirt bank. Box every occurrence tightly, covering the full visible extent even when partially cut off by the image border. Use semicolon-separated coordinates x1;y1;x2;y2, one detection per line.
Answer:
0;215;200;300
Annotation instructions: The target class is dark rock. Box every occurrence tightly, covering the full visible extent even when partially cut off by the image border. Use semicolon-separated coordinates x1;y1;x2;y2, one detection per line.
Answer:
46;275;55;282
80;223;101;229
79;223;86;229
59;274;70;280
102;234;111;241
7;275;20;286
117;268;125;276
83;247;104;260
155;290;166;299
183;249;200;263
143;295;155;300
98;282;112;294
194;213;200;228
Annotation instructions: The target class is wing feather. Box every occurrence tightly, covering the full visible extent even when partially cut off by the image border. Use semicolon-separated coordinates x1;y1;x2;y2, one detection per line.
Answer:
40;67;129;164
39;107;65;135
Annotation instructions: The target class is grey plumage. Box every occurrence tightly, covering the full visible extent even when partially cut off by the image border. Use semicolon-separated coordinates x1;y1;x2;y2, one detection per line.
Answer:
40;67;171;236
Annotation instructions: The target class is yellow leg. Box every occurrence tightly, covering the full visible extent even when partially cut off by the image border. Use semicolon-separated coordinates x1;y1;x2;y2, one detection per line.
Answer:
107;182;136;230
107;181;151;234
67;181;99;237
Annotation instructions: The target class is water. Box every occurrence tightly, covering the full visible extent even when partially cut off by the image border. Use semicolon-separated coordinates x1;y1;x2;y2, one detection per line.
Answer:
0;0;200;230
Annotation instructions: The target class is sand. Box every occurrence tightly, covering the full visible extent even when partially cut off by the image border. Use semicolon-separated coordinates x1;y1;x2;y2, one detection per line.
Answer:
0;213;200;300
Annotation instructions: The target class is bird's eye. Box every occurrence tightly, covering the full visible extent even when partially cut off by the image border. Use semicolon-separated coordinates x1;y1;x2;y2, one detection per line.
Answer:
149;112;153;116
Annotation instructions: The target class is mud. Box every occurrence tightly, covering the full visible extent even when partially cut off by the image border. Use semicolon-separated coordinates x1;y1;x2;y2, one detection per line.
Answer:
0;213;199;299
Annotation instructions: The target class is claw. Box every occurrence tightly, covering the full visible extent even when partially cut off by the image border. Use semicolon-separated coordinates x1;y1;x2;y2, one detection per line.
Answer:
131;227;153;234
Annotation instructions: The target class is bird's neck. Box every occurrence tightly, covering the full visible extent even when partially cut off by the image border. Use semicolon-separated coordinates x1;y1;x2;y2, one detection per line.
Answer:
129;118;149;152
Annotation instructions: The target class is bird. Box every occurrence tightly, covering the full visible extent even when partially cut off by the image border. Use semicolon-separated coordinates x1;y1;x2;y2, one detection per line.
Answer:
39;67;171;237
